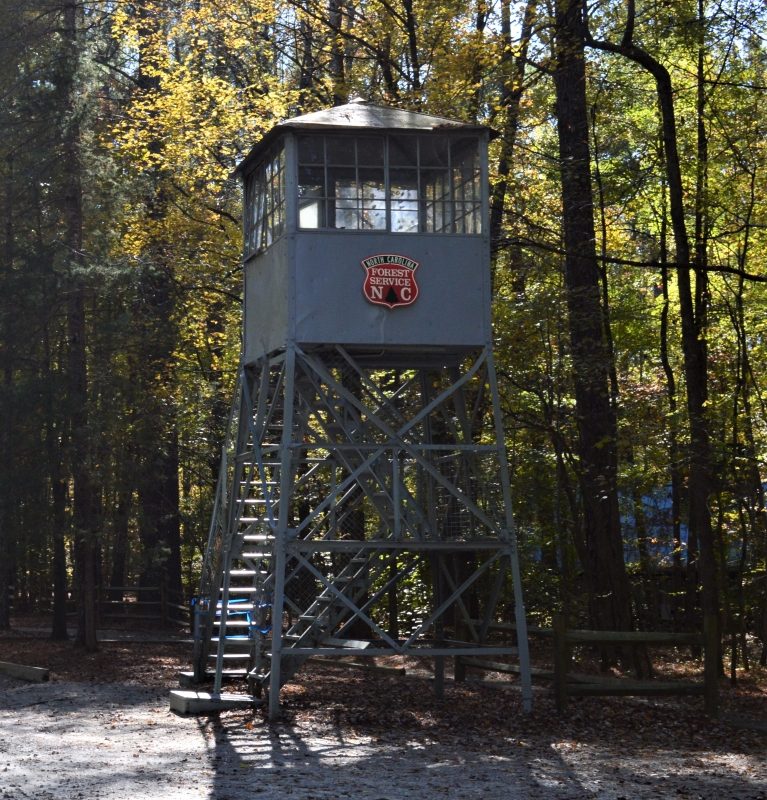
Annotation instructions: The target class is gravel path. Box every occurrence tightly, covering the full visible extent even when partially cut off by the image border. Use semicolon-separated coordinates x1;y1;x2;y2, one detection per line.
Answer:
2;674;767;800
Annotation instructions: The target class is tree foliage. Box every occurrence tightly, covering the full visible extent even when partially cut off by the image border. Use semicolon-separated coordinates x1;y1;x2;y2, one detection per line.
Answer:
1;0;767;667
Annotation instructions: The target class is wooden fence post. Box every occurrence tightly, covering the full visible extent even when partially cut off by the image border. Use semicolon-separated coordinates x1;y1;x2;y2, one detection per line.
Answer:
703;614;719;717
160;582;168;626
553;614;569;712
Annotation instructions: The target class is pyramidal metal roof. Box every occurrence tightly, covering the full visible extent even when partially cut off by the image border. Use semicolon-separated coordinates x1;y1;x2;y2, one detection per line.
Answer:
236;100;490;175
278;100;483;132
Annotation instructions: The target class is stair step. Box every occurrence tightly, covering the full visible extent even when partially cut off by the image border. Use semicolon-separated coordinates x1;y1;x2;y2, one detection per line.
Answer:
241;533;273;542
240;552;272;560
228;568;268;578
211;636;252;644
214;620;252;627
208;653;251;660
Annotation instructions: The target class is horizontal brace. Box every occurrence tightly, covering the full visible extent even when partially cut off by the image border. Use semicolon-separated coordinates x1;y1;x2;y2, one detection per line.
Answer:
566;680;705;696
468;620;553;637
276;645;521;657
564;630;704;645
284;442;499;452
287;540;512;553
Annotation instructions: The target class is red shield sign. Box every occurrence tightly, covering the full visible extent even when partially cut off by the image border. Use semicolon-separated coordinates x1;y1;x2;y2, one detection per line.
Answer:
361;254;420;309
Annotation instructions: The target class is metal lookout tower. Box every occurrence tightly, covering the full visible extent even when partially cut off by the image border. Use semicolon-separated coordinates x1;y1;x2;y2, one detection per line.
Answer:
182;101;533;718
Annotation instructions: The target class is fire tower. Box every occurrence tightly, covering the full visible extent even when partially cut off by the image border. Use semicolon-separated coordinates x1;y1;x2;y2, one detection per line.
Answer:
187;101;532;718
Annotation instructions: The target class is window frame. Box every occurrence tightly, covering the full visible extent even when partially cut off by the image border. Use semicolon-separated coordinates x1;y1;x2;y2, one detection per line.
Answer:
296;132;483;236
243;144;286;258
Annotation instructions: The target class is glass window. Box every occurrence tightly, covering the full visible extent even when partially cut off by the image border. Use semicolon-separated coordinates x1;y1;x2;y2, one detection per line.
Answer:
451;137;481;234
244;146;285;256
419;135;449;168
295;133;482;235
389;135;418;167
422;169;451;233
326;136;356;166
297;136;324;165
298;166;325;228
359;168;386;230
331;165;361;229
390;168;419;233
357;137;384;166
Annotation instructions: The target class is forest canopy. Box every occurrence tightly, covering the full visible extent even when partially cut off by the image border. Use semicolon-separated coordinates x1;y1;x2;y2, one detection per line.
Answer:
1;0;766;666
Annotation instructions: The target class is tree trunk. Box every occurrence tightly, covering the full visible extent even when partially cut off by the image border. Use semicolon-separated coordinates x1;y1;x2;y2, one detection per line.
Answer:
586;1;720;630
132;5;182;602
328;0;347;105
553;0;632;634
51;478;69;640
109;478;131;602
0;154;13;631
656;146;685;624
61;0;98;651
489;0;536;292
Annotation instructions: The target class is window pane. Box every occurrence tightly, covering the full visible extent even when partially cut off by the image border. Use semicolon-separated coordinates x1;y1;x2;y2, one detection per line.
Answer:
299;199;323;228
331;166;359;229
327;136;355;165
391;206;419;233
390;168;418;194
299;166;325;191
451;137;481;234
453;202;481;234
390;168;419;232
335;204;360;230
298;136;324;165
451;136;479;171
298;165;324;229
389;136;418;167
419;135;448;167
359;168;386;230
357;137;384;166
420;167;449;232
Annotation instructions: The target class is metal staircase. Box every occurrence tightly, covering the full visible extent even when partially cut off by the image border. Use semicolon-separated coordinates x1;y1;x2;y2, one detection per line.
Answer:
190;344;533;718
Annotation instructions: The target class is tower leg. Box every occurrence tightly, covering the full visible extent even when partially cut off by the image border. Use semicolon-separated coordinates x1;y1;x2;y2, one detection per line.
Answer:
487;350;533;712
268;345;296;720
268;538;286;720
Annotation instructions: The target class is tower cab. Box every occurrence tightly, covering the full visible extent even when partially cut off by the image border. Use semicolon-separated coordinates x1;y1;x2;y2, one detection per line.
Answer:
236;100;493;363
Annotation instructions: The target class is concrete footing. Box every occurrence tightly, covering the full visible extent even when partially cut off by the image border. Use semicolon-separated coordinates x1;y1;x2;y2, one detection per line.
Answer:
169;690;260;715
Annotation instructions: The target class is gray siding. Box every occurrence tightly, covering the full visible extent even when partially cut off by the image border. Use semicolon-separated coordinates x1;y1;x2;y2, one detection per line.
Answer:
244;237;291;361
243;230;490;362
293;232;489;349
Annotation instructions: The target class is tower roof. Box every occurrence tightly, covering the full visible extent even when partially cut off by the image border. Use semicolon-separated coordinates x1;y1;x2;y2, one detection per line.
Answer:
279;100;484;132
236;100;491;176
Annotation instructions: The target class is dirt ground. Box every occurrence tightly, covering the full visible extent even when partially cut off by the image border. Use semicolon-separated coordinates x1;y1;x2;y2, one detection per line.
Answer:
1;623;766;800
